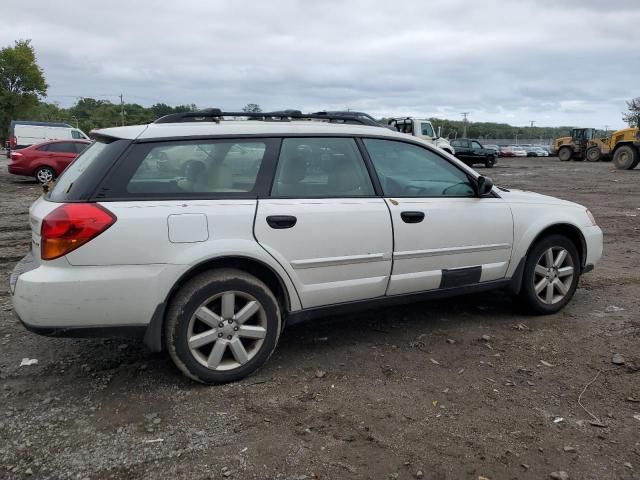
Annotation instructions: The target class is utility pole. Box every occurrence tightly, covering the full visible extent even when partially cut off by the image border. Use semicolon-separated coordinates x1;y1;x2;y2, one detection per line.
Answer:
530;120;536;128
119;93;125;126
461;112;470;137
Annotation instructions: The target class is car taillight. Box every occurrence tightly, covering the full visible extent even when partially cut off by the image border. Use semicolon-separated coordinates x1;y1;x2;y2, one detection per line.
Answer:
41;203;116;260
9;136;16;148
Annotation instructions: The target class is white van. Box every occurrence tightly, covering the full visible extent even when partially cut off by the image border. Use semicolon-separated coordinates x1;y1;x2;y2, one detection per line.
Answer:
8;121;89;151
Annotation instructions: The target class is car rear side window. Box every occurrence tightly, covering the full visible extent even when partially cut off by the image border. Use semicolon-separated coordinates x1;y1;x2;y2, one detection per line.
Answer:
47;142;78;153
73;142;89;154
97;138;279;199
271;137;374;197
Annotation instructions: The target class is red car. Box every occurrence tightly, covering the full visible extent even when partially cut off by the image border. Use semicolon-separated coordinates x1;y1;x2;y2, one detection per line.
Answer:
499;146;515;157
8;140;90;183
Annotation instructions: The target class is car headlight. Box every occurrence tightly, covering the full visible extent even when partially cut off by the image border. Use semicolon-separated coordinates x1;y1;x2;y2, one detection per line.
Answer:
586;209;597;226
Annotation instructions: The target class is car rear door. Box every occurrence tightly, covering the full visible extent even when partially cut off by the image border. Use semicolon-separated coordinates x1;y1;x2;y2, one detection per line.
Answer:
46;142;80;172
362;138;513;296
254;137;393;308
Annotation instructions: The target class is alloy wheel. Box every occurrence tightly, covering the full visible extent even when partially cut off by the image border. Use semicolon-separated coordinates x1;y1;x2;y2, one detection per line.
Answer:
36;168;54;184
187;291;267;371
533;247;575;305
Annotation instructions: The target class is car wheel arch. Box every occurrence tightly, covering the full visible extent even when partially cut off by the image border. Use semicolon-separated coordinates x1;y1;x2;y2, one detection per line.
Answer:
143;255;293;353
526;223;586;270
33;163;56;174
508;223;586;295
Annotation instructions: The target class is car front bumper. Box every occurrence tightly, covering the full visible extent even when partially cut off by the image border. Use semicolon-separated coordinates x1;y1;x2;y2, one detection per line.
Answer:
582;225;603;270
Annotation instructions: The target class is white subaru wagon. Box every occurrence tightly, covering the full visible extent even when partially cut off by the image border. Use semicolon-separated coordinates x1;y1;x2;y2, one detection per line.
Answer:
10;110;603;384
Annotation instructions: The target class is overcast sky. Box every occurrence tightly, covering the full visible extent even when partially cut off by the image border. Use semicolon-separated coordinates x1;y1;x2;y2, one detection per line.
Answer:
3;0;639;128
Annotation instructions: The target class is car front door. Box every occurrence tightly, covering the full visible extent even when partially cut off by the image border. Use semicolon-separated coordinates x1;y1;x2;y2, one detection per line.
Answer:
471;141;486;162
254;137;393;309
417;121;436;144
362;138;514;296
454;140;473;164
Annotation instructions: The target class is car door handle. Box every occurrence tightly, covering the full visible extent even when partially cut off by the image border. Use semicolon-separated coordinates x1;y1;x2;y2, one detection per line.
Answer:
400;211;425;223
266;215;297;229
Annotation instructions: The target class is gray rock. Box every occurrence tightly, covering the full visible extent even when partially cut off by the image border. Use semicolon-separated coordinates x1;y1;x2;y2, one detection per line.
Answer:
481;334;491;342
612;353;625;365
550;472;569;480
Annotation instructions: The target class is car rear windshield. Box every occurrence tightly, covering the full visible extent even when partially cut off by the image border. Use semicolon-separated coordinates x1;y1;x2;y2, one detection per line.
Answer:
47;138;130;202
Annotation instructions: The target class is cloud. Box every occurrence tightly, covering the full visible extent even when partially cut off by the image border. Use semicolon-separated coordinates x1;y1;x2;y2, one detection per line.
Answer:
1;0;638;128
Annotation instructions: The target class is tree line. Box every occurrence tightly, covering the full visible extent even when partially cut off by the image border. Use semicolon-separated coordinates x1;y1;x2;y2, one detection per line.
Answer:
1;39;638;144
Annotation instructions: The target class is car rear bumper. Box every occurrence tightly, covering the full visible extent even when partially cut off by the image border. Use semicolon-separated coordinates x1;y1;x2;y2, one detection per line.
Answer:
10;253;187;332
7;164;30;176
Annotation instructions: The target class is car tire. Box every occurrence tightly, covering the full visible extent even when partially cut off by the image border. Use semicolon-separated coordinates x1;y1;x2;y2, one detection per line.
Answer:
612;145;639;170
165;269;282;384
558;147;573;162
585;146;602;162
484;157;495;168
519;234;580;315
34;166;56;184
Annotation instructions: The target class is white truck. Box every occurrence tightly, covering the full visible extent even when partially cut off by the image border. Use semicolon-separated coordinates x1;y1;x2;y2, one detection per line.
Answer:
388;117;455;154
7;121;89;156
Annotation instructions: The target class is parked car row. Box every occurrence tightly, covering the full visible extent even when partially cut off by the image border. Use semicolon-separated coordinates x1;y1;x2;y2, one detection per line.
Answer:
496;145;551;157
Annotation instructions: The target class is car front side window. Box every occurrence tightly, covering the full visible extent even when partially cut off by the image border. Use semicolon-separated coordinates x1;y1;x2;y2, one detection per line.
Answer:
420;122;434;137
363;138;476;197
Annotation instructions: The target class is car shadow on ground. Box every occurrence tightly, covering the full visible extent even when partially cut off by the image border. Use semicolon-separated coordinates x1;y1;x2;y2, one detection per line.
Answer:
14;289;522;391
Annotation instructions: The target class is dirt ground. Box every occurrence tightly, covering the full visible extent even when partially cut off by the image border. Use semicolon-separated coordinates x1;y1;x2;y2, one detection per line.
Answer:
0;154;639;480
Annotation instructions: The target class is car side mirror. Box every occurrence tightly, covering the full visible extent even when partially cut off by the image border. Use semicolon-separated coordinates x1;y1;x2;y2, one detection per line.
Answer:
476;175;493;196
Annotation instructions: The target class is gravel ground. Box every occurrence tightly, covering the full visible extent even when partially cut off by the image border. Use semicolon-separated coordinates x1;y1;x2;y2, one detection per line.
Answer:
0;155;639;480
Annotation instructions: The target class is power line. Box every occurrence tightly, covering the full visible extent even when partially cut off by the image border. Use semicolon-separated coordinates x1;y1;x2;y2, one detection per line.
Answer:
530;120;536;128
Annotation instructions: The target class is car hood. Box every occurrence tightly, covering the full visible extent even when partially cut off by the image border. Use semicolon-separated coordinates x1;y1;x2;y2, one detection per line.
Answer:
498;188;583;209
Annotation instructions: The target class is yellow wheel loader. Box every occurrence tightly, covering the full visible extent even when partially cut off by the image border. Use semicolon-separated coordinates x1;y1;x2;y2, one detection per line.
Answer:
552;127;640;168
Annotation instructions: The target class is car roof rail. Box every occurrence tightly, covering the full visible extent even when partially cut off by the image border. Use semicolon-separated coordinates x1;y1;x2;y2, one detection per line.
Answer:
153;108;383;126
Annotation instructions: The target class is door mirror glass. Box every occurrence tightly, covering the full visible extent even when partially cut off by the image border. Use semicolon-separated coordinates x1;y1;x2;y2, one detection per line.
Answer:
476;176;494;196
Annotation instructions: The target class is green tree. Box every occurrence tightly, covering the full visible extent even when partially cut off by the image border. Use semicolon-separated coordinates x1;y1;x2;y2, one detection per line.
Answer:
0;39;48;142
623;97;640;128
242;103;262;113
